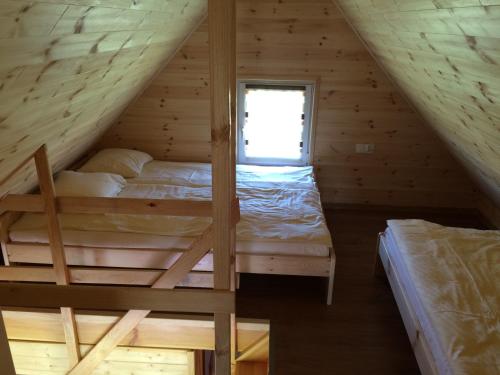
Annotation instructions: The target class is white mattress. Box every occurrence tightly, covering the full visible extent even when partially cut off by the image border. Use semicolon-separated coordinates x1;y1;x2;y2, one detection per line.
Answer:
385;219;500;375
10;163;332;257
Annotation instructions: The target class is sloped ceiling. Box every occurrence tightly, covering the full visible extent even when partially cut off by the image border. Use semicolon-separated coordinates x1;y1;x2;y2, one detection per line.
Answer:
335;0;500;207
102;0;477;208
0;0;206;197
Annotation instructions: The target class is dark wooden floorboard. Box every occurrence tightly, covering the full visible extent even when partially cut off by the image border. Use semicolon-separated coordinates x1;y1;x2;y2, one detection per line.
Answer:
236;208;485;375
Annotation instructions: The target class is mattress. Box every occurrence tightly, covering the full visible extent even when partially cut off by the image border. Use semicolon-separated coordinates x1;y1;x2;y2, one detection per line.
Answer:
10;164;332;257
385;219;500;375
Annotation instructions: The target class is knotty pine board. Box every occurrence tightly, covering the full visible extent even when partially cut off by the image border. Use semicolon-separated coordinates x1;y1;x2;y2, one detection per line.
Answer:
335;0;500;209
0;0;207;197
102;0;476;208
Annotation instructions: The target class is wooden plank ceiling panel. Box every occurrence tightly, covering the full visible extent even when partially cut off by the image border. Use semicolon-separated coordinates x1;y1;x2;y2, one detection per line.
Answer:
334;0;500;215
0;0;207;197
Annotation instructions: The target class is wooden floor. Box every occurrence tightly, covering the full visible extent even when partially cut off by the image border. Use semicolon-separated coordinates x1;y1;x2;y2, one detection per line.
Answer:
236;208;486;375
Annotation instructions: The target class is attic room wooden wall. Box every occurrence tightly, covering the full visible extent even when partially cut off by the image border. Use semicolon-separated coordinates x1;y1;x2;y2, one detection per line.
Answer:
334;0;500;222
0;0;206;197
101;0;478;208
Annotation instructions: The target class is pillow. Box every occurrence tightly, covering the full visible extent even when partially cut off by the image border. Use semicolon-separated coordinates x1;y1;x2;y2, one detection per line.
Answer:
79;148;153;177
54;171;126;197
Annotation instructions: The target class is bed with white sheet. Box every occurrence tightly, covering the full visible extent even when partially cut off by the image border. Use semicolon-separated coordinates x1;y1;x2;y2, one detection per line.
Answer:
3;150;335;303
378;219;499;375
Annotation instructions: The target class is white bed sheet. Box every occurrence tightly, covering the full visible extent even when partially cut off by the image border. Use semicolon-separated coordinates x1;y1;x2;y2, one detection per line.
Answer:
10;171;332;256
385;226;450;375
385;219;500;375
128;161;316;187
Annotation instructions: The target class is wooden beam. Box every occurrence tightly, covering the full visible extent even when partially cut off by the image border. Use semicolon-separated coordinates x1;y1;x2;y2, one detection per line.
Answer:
194;350;205;375
0;282;233;314
6;243;330;276
209;0;236;374
0;266;213;288
33;145;81;366
68;227;215;375
1;195;240;218
0;311;15;375
229;0;238;366
58;196;213;216
0;194;44;213
236;333;269;362
3;310;270;352
0;195;213;217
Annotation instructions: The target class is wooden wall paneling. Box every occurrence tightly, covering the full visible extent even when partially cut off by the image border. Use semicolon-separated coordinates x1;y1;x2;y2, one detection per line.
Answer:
10;341;195;375
103;0;478;209
334;0;500;212
0;0;207;198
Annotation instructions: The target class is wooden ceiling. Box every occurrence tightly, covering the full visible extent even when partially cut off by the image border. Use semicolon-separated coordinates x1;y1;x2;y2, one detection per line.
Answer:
335;0;500;207
0;0;206;197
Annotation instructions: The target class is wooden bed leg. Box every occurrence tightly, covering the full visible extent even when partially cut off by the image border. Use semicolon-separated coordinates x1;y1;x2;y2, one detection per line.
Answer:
326;250;335;305
374;232;385;277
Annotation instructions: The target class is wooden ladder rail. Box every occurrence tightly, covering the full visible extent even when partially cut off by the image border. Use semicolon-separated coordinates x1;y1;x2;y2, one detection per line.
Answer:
34;145;82;366
0;145;82;369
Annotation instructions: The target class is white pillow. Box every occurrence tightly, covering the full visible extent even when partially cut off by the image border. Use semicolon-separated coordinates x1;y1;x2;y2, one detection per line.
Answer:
79;148;153;177
55;171;126;197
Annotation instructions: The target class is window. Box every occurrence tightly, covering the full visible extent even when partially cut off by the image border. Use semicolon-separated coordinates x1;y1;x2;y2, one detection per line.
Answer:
237;81;314;166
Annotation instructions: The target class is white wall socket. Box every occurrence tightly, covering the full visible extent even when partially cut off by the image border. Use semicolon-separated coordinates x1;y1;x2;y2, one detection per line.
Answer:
355;143;375;153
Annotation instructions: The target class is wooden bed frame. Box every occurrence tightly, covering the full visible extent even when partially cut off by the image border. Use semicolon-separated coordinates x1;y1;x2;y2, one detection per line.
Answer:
0;153;335;306
377;231;440;375
0;240;335;304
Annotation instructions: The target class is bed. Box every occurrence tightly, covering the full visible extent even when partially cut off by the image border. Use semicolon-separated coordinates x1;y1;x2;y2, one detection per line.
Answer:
377;219;499;375
2;154;335;304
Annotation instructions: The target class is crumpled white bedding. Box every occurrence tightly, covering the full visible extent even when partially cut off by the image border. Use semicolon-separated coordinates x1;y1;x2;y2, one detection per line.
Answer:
10;168;332;254
128;161;316;187
387;219;500;375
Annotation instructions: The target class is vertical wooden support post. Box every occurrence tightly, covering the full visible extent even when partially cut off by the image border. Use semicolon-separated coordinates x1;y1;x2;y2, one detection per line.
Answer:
33;145;81;367
209;0;236;374
0;310;15;374
229;0;238;368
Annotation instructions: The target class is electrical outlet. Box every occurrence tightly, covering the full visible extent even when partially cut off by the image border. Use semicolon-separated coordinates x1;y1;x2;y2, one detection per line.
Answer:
355;144;375;154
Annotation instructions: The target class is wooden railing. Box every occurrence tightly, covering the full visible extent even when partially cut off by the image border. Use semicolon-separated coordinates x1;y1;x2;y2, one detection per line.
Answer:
0;144;240;375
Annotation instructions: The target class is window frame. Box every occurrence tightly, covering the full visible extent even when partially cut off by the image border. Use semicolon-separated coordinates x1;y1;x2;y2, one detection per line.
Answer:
236;80;315;166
